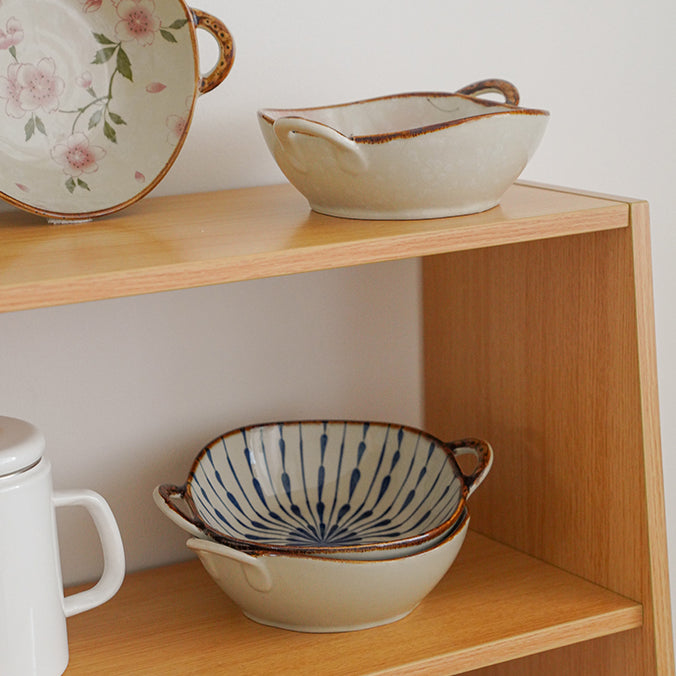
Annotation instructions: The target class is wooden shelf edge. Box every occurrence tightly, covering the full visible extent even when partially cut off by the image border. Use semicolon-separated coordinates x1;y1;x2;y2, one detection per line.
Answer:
65;532;642;675
515;180;647;205
371;606;643;676
1;182;629;313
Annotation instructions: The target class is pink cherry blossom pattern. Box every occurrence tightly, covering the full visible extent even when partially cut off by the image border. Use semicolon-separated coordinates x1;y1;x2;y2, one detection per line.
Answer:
145;81;166;93
0;17;23;50
80;0;103;11
135;171;145;182
51;132;106;177
15;183;29;192
0;62;24;118
76;71;93;89
16;58;65;114
115;0;161;46
165;113;187;145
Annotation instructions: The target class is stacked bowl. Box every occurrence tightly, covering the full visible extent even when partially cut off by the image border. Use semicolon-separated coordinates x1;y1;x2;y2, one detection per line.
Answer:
154;419;492;632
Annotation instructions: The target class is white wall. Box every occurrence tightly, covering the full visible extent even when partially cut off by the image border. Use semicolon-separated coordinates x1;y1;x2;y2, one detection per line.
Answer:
0;0;674;641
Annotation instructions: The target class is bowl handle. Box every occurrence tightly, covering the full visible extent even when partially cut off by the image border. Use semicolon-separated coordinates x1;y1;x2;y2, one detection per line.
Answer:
273;117;367;175
191;9;235;95
445;438;494;496
153;484;206;538
455;79;520;106
187;537;273;593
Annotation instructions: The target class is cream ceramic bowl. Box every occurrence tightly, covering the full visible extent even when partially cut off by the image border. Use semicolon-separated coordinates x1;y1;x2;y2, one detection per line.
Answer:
155;420;492;560
187;508;470;632
258;79;549;220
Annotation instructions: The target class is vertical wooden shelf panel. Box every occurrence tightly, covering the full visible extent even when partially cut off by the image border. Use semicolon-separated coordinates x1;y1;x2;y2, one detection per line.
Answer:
423;197;674;674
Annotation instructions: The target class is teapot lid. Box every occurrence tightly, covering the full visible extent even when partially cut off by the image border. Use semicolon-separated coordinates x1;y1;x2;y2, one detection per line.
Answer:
0;416;45;477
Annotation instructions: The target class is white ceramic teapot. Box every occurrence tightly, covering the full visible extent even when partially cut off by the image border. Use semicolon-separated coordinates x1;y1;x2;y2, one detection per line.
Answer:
0;416;125;676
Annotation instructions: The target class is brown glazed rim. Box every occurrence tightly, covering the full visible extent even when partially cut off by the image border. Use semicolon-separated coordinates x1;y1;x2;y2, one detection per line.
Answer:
173;419;491;558
259;78;549;145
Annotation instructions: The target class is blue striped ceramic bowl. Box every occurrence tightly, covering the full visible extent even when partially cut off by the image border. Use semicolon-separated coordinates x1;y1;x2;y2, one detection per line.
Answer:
156;420;492;559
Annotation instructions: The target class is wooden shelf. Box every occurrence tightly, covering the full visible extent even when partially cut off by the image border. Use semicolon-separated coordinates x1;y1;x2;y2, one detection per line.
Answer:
3;181;671;673
0;182;628;312
64;532;641;675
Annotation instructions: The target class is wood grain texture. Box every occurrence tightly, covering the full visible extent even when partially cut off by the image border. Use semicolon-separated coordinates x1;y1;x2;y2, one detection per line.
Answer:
0;183;627;312
65;533;640;675
2;182;669;674
422;204;673;674
628;201;675;675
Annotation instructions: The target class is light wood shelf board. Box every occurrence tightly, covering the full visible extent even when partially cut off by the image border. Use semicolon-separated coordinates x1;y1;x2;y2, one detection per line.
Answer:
0;182;627;312
65;532;641;675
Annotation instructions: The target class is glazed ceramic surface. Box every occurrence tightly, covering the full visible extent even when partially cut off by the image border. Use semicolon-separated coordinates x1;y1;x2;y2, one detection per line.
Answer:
0;416;125;676
156;420;492;559
258;79;549;220
0;0;234;222
187;509;469;632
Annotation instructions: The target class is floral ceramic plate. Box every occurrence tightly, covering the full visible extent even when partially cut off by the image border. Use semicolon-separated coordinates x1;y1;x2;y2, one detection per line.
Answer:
0;0;234;222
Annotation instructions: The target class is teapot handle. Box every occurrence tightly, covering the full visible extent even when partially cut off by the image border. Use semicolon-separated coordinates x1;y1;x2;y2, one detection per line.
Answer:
55;490;126;617
191;9;235;95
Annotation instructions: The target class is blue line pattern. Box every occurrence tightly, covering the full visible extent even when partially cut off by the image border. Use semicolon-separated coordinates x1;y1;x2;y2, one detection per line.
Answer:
188;421;464;550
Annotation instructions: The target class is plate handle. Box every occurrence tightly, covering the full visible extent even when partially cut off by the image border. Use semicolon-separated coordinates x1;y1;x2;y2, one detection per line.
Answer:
455;79;520;106
191;9;235;95
445;438;494;497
